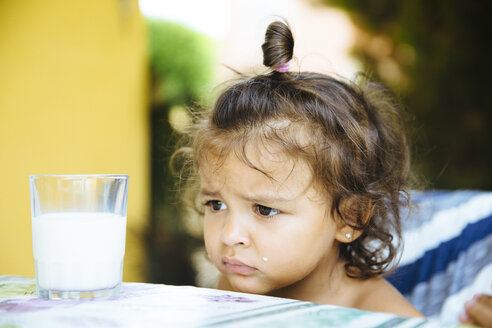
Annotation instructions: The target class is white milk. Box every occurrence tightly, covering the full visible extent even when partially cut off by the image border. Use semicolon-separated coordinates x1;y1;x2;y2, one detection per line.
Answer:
32;212;126;291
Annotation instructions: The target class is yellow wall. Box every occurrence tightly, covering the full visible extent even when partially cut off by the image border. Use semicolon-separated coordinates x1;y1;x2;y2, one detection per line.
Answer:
0;0;149;282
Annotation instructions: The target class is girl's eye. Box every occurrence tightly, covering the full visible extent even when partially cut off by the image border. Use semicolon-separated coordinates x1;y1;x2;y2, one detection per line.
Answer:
205;200;227;211
255;205;280;217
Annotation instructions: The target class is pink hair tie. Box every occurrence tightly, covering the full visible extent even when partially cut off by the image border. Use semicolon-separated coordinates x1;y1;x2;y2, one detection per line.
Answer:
274;61;290;73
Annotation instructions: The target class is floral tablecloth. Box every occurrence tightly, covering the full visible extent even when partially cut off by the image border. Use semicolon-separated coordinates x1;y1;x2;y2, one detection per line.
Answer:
0;276;461;327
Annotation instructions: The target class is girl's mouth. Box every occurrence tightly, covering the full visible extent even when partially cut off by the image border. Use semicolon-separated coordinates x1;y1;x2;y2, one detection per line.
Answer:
222;257;258;275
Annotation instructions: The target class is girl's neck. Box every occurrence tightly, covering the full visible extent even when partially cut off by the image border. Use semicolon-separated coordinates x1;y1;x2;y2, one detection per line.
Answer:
267;253;351;305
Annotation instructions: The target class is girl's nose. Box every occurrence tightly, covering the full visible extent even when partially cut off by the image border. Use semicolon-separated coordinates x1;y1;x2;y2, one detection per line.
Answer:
220;214;250;247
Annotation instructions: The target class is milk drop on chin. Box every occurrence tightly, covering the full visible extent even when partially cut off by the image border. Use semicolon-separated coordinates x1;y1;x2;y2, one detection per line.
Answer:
32;212;126;291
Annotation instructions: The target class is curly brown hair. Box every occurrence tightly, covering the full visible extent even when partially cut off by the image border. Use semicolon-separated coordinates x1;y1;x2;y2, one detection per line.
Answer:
174;21;412;280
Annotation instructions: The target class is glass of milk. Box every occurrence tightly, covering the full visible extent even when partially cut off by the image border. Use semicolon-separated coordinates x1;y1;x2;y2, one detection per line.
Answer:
29;174;128;299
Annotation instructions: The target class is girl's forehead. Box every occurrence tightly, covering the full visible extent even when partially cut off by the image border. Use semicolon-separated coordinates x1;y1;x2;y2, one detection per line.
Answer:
199;142;313;191
199;151;329;206
196;117;319;169
201;137;294;170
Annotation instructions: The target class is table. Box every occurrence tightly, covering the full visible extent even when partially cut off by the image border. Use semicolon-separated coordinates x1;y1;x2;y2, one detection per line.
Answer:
0;276;460;327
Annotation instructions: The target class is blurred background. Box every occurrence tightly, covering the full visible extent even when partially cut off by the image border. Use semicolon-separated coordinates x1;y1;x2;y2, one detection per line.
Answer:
1;0;490;286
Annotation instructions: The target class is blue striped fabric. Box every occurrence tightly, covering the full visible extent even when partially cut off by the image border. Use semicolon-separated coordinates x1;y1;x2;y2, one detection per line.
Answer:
389;215;492;294
386;190;492;323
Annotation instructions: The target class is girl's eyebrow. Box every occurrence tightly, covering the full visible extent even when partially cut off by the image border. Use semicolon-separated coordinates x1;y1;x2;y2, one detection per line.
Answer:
200;188;220;197
200;188;294;203
242;193;294;204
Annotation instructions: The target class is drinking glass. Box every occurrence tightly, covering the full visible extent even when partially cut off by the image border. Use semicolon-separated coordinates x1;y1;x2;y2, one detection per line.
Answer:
29;174;128;299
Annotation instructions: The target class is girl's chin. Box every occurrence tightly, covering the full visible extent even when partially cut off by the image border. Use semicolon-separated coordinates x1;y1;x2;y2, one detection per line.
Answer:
226;275;273;295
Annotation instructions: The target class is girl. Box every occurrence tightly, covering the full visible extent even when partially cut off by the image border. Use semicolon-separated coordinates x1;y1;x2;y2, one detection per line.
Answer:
176;21;422;318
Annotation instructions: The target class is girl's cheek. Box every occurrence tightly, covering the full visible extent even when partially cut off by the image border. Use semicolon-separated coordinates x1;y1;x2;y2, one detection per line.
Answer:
204;219;222;253
204;235;219;265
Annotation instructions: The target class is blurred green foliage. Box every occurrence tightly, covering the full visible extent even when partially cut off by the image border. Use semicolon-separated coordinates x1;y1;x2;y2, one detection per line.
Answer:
325;0;492;189
147;19;214;106
146;19;214;285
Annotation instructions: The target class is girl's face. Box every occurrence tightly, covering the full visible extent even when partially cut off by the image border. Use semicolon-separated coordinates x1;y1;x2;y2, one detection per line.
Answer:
200;146;345;297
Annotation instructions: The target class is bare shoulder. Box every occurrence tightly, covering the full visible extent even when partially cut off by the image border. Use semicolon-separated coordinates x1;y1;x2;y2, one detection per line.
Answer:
354;278;424;318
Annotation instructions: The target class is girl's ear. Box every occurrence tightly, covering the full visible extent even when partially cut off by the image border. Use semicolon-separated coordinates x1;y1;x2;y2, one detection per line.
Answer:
335;225;363;243
334;197;372;243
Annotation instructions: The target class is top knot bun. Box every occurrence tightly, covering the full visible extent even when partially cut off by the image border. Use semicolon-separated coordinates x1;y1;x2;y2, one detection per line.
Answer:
261;21;294;71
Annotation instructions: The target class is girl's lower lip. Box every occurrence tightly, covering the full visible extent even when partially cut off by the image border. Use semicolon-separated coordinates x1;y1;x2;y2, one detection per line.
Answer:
224;262;257;275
